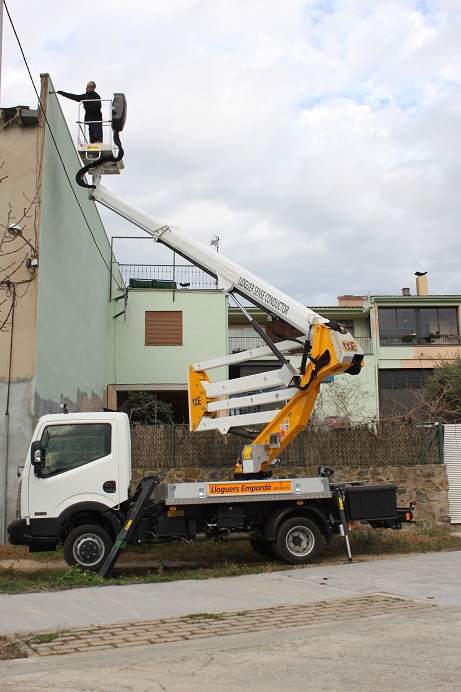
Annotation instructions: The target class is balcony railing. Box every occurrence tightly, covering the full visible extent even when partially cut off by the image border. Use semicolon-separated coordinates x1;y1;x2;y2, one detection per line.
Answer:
380;335;461;346
356;337;374;355
120;264;217;290
229;335;374;355
229;336;266;353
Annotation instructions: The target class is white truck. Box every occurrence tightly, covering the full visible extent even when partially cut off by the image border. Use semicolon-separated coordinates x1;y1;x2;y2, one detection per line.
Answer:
8;96;414;575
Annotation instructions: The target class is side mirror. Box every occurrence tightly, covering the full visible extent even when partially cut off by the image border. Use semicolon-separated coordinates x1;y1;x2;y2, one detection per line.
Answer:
31;440;45;475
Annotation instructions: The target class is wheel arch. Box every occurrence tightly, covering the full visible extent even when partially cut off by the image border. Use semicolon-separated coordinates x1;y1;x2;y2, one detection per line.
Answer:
57;502;122;543
264;505;331;542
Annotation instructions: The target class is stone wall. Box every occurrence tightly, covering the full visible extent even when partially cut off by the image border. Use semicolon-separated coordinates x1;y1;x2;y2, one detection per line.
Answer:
132;464;449;527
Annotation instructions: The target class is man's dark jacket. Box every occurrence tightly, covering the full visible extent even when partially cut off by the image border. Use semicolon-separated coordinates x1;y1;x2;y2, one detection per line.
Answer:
57;90;102;122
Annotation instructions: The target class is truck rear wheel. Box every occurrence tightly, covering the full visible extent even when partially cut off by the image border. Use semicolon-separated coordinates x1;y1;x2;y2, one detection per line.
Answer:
63;524;112;572
275;517;321;565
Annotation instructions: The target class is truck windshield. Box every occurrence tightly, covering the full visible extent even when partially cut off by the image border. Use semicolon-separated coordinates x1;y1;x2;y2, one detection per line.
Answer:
40;423;111;476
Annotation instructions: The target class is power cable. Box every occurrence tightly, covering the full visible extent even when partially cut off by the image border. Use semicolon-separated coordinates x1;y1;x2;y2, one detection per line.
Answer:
3;1;125;293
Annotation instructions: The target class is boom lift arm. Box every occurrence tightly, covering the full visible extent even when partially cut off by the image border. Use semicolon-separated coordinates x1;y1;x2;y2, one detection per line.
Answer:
81;104;364;477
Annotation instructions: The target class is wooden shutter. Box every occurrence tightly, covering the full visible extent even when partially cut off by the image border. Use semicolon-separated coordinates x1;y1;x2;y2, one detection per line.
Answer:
145;311;183;345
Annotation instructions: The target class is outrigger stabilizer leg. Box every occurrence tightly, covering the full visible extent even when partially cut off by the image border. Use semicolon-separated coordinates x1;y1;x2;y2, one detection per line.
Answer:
332;484;353;563
99;475;159;578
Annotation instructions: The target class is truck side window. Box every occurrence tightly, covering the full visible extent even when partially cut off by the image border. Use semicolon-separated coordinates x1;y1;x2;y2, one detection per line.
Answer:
40;423;111;477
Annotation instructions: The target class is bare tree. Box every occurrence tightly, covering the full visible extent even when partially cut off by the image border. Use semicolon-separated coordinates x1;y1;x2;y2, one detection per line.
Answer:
312;377;375;428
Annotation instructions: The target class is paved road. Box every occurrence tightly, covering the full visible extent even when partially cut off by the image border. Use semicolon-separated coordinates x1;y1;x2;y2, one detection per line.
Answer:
1;551;461;691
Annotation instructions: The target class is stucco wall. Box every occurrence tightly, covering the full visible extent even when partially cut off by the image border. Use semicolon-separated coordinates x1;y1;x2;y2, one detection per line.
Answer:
0;99;45;537
0;74;119;532
111;288;228;385
34;75;116;415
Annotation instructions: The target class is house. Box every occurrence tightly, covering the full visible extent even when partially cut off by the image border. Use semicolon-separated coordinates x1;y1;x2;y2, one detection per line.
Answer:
361;277;461;418
227;275;461;424
106;276;228;421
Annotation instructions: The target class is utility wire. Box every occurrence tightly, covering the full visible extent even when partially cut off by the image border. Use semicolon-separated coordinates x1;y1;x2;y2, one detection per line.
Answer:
3;1;125;293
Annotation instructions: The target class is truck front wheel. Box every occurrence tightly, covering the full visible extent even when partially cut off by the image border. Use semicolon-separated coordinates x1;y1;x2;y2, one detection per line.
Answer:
63;524;112;572
275;517;321;565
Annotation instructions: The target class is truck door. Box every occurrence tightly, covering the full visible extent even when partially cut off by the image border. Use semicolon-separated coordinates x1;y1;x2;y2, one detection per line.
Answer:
28;421;121;519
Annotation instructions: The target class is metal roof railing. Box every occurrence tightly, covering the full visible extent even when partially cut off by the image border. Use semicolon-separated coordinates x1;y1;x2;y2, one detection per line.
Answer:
119;264;218;290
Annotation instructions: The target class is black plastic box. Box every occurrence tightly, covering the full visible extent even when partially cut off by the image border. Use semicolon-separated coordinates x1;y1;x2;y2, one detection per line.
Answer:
344;484;398;521
157;515;186;536
217;504;245;528
129;279;176;289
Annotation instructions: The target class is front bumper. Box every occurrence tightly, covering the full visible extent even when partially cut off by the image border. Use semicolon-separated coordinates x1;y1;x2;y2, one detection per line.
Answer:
7;519;58;551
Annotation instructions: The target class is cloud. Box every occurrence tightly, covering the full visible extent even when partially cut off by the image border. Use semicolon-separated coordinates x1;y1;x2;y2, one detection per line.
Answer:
2;0;461;304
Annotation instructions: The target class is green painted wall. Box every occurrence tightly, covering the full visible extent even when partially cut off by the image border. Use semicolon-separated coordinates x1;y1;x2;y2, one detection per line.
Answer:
34;76;116;414
112;289;228;385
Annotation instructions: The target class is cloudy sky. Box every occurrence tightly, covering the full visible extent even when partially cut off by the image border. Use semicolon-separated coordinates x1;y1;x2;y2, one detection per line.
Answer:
2;0;460;305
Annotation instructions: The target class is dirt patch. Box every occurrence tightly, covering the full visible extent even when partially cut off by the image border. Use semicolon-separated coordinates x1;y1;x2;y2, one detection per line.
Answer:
0;558;208;572
0;560;68;572
0;635;28;661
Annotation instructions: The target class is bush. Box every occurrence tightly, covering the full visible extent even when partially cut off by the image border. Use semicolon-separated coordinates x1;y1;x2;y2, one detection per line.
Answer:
120;391;173;425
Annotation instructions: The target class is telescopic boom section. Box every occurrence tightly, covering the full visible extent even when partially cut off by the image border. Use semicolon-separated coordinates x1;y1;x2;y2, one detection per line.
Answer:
91;185;326;332
89;184;364;477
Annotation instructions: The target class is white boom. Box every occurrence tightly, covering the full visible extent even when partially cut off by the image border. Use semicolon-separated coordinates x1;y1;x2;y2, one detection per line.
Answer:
90;183;328;334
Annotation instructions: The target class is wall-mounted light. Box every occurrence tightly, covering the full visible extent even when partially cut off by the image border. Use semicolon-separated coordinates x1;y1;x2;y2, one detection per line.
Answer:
8;225;38;255
7;224;22;236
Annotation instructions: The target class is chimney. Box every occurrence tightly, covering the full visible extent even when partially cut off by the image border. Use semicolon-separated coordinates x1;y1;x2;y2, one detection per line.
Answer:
337;295;365;307
402;288;410;296
416;275;428;296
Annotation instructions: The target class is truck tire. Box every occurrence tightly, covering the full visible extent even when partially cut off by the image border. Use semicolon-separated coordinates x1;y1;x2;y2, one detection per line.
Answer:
63;524;112;572
249;537;276;559
274;517;321;565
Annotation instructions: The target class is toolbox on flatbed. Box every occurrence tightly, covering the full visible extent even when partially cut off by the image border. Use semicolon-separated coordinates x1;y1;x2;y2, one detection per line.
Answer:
343;484;398;520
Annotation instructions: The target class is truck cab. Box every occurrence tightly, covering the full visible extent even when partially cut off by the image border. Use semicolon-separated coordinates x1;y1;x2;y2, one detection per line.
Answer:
9;412;131;554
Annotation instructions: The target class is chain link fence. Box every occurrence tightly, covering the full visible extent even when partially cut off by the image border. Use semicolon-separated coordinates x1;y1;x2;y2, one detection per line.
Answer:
131;421;442;470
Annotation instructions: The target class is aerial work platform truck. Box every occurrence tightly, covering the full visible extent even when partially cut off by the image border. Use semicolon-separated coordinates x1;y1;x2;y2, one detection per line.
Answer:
8;94;414;575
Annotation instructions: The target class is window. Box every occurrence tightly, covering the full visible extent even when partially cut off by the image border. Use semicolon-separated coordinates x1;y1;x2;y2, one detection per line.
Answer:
379;369;432;418
378;307;459;342
379;370;428;391
340;320;355;335
145;311;183;346
229;360;283;380
378;309;399;337
41;423;111;476
438;308;458;335
396;309;416;336
266;323;303;340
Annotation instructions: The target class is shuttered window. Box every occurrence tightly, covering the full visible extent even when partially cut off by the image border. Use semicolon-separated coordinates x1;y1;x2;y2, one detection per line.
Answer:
145;311;183;345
